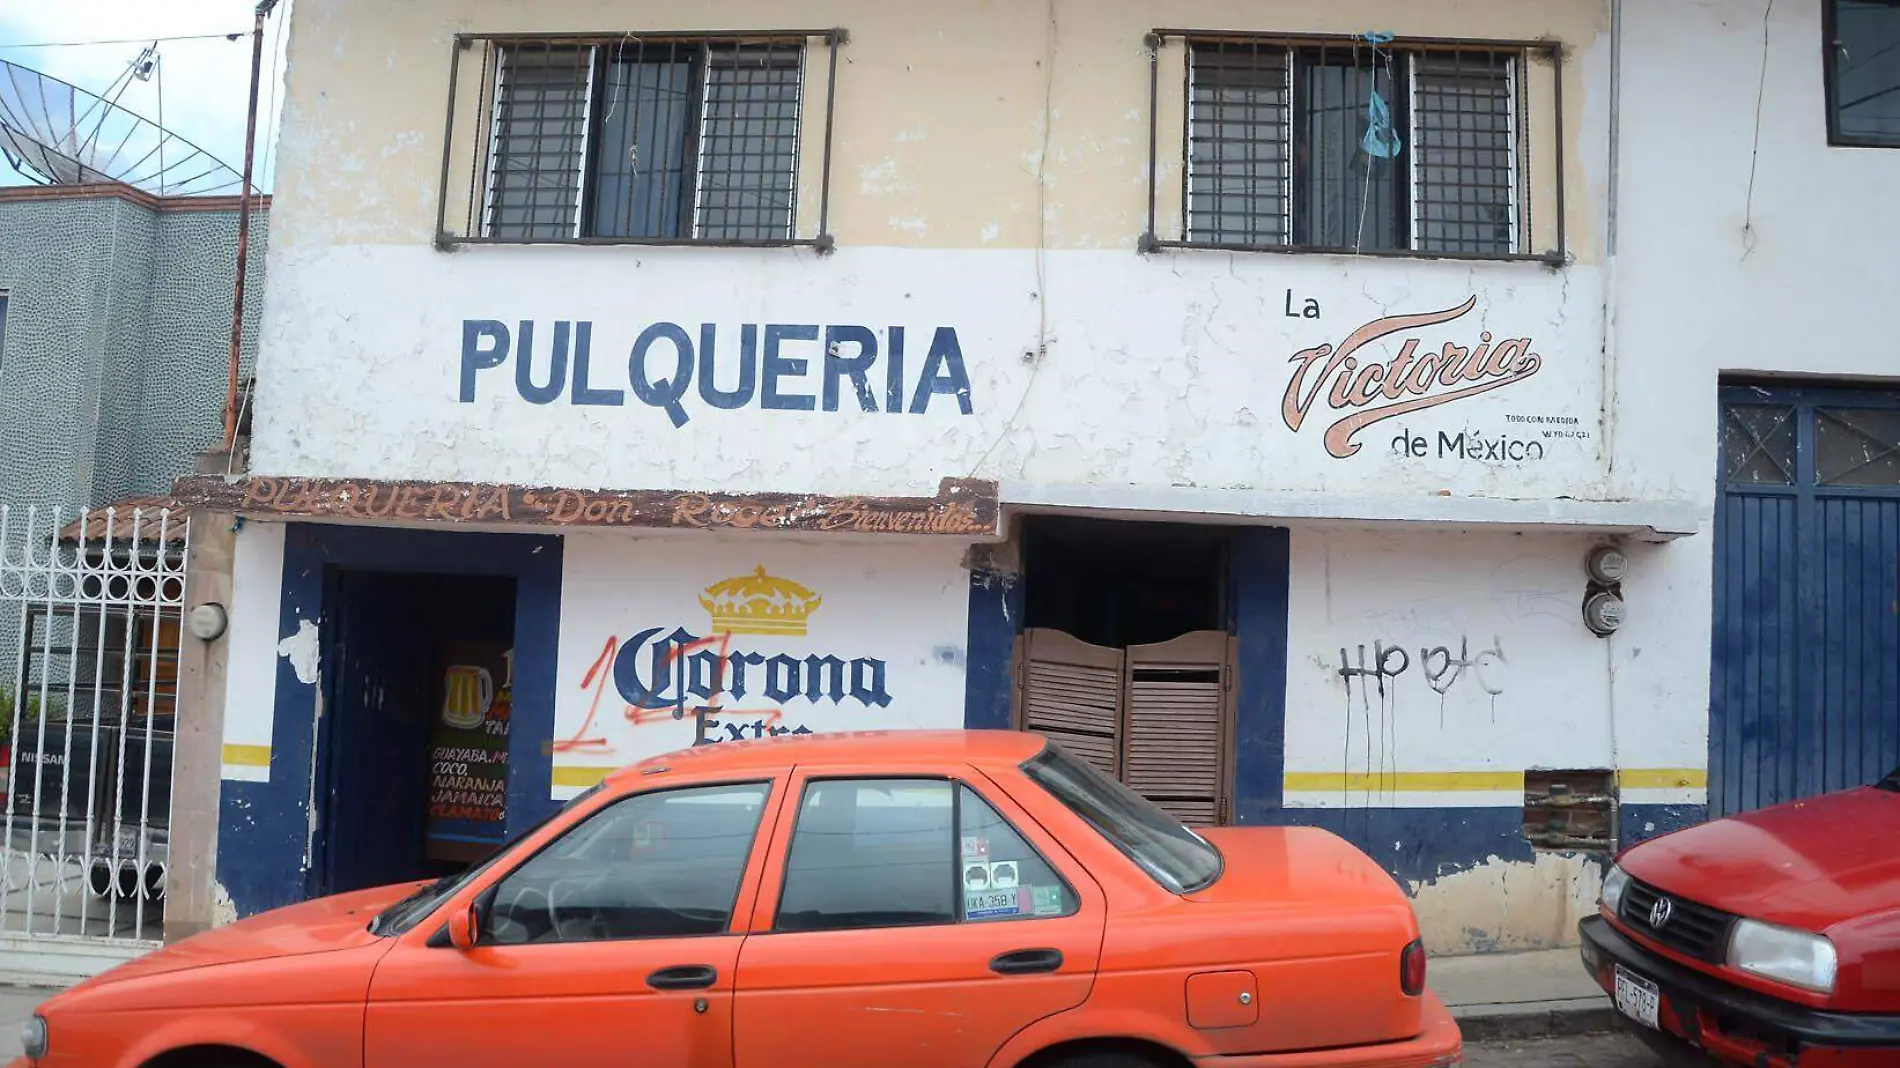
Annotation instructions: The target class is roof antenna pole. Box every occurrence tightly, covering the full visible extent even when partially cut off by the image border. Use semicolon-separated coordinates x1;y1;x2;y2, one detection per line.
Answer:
225;0;278;451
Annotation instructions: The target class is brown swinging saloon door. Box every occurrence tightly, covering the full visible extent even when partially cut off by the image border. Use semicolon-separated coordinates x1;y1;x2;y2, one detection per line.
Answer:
1012;628;1237;827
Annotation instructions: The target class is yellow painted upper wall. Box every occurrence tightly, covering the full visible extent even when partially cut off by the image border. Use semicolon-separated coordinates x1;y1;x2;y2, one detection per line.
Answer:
274;0;1607;257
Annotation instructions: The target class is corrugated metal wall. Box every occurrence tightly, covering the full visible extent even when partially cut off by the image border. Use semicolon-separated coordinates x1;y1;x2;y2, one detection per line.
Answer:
1711;384;1900;816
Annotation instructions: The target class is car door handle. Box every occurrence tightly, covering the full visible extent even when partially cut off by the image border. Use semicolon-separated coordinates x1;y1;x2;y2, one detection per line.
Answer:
990;948;1064;975
646;964;718;990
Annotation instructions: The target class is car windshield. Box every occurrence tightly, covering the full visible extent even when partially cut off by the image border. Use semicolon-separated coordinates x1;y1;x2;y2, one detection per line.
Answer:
369;783;604;937
1880;767;1900;792
1021;742;1222;894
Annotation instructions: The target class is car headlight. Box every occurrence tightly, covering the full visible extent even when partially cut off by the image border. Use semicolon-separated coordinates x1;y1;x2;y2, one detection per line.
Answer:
1600;863;1630;915
1728;918;1837;993
21;1014;46;1058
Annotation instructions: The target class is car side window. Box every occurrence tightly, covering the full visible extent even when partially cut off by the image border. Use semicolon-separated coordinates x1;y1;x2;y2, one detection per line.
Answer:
483;781;770;946
957;785;1078;923
773;778;1077;934
777;779;956;932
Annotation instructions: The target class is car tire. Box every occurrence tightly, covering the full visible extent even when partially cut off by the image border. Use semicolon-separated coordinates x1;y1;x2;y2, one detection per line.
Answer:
1045;1050;1169;1068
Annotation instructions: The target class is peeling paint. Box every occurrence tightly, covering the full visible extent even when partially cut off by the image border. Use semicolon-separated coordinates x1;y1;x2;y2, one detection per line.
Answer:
276;619;320;684
211;881;238;928
1408;852;1604;956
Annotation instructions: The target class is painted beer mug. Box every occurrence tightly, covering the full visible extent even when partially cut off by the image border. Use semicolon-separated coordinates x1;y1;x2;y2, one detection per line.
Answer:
441;665;494;729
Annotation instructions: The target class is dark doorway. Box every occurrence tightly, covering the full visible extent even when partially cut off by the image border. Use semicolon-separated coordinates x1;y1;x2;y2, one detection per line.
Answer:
1020;517;1227;648
315;570;518;896
1013;517;1235;826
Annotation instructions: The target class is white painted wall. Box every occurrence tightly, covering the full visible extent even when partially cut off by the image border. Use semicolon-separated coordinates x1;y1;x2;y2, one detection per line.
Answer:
549;532;972;796
251;248;1608;504
219;521;287;783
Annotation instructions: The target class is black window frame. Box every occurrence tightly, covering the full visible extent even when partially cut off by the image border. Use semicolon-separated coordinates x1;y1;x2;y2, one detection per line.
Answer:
769;774;1080;935
435;29;845;251
1824;0;1900;148
1141;29;1567;265
468;778;776;947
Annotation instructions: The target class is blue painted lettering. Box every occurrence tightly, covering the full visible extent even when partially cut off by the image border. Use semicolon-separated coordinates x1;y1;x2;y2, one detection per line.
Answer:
613;626;892;714
460;320;509;402
698;324;758;410
569;322;624;406
886;326;906;414
516;320;569;405
910;326;974;415
823;325;879;412
631;323;694;428
762;324;819;411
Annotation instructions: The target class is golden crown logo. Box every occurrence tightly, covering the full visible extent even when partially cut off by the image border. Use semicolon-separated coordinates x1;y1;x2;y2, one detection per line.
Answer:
699;566;824;637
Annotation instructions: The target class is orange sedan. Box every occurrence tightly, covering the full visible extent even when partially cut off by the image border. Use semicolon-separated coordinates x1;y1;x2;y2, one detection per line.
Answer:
13;730;1462;1068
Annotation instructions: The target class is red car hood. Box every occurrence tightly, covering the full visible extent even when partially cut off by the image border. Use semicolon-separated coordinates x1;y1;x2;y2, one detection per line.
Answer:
1623;786;1900;932
75;881;420;989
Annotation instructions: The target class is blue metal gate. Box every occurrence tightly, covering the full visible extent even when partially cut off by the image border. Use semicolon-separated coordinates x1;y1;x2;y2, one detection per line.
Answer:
1711;383;1900;816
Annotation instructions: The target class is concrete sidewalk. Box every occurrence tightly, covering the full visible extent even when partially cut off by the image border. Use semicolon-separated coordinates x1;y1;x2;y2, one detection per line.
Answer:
1433;946;1617;1041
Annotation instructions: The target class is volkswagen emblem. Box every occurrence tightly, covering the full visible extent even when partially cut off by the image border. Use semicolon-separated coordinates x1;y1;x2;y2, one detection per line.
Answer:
1649;896;1674;929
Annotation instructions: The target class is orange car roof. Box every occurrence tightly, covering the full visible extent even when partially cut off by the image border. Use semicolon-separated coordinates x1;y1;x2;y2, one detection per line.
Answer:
602;729;1049;787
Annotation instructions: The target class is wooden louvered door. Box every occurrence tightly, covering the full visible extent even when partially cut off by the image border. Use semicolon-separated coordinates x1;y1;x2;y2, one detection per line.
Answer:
1121;631;1233;827
1014;629;1125;779
1013;628;1235;828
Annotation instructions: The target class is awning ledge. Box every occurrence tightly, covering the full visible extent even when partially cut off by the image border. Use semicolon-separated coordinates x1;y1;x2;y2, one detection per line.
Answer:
1000;482;1702;542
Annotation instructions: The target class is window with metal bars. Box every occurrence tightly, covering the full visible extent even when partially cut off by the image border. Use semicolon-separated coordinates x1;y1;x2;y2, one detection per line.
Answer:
443;33;833;246
1163;36;1540;258
1826;0;1900;148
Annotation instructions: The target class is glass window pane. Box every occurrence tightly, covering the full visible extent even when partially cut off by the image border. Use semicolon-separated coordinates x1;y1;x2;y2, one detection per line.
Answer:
957;786;1076;922
1293;49;1406;251
1186;43;1291;246
1023;743;1222;894
776;779;954;932
1413;52;1516;254
1832;1;1900;145
591;44;696;240
1817;407;1900;485
696;45;802;241
484;782;769;944
485;45;591;240
1722;404;1797;485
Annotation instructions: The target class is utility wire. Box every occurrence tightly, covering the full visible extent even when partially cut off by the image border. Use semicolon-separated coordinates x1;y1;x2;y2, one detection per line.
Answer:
0;31;250;51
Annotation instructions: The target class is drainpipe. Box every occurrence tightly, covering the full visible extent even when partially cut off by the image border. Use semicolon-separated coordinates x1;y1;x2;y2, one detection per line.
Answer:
224;0;279;450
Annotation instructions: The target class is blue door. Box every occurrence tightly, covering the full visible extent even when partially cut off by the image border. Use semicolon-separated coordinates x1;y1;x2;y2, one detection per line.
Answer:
1711;383;1900;816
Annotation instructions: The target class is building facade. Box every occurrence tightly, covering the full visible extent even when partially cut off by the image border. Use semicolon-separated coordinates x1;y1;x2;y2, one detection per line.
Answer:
175;0;1900;955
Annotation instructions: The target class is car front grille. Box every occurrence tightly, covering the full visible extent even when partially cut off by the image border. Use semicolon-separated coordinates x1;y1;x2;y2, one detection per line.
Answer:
1620;877;1736;964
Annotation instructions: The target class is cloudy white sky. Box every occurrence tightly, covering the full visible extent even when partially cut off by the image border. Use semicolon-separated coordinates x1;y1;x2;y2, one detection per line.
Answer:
0;0;293;192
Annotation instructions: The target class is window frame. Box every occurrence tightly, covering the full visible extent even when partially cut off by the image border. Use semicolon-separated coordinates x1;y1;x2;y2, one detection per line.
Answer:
766;773;1081;935
436;28;845;251
1141;28;1566;265
468;777;777;947
1823;0;1900;148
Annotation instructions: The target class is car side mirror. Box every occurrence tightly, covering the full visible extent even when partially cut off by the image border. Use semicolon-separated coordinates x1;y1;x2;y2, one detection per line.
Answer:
447;901;478;951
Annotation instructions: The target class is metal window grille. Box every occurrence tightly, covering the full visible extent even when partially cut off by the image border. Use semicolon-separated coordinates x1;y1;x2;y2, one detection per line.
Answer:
0;506;186;959
1157;33;1557;262
443;31;838;247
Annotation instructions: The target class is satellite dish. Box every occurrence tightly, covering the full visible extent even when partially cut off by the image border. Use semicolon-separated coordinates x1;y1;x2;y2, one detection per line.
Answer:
0;56;249;197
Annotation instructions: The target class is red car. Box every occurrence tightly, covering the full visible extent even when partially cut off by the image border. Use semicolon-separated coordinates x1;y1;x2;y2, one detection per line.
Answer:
1579;768;1900;1067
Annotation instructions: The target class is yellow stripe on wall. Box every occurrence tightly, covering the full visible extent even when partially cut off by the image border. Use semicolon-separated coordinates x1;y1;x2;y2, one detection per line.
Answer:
1618;768;1707;790
1283;768;1707;793
221;743;271;767
551;765;613;789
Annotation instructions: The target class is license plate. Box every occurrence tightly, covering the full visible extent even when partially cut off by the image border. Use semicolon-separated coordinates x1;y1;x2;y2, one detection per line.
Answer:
1613;964;1661;1030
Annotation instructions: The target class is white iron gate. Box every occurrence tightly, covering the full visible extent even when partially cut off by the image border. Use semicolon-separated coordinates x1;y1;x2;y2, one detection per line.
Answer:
0;504;186;978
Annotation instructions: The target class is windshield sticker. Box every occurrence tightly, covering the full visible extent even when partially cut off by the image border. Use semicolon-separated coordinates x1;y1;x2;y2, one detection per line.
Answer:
960;835;989;860
989;860;1020;889
963;862;993;891
1032;885;1064;916
966;887;1027;919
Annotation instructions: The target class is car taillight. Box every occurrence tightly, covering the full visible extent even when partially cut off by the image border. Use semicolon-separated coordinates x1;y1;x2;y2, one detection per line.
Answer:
1400;938;1427;996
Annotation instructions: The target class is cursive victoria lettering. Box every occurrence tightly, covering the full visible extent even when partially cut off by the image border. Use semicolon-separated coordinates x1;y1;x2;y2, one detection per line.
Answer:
1282;297;1544;459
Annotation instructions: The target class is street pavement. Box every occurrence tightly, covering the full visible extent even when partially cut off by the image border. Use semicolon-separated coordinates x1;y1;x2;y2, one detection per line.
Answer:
1466;1032;1675;1066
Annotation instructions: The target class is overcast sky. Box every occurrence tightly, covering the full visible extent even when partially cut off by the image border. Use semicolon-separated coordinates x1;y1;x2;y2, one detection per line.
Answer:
0;0;293;192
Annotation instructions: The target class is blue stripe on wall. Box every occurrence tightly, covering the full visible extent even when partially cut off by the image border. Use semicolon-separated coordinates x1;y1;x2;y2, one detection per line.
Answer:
964;566;1022;730
217;522;563;918
1230;526;1290;822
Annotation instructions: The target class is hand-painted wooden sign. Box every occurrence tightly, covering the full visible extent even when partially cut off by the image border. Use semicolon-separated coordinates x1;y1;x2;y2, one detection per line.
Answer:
171;475;1000;538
